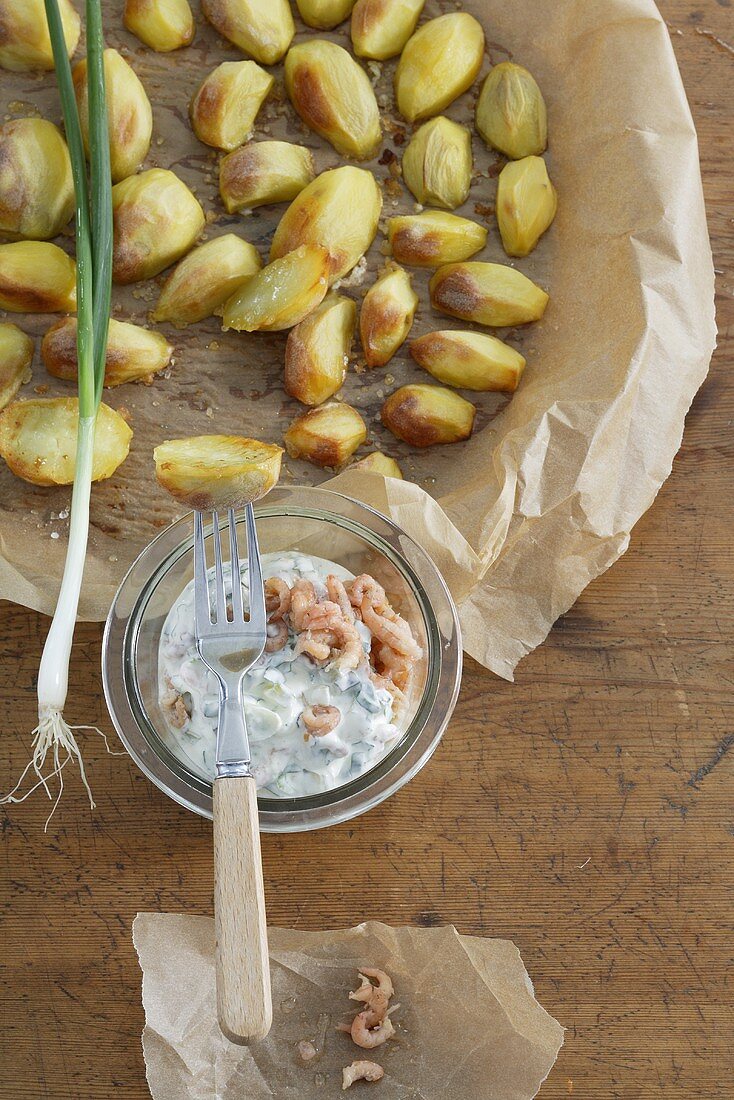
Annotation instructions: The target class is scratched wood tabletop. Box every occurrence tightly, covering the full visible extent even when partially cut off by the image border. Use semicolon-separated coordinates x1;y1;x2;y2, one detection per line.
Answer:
1;1;732;1097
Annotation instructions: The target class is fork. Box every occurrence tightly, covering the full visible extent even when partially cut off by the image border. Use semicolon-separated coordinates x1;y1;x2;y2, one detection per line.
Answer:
193;503;272;1045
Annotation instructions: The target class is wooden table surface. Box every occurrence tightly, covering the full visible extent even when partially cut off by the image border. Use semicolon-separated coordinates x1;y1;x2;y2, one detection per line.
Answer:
2;2;732;1096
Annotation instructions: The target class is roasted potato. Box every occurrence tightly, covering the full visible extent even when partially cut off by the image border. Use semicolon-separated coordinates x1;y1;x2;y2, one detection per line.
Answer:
382;383;475;447
73;48;152;183
284;294;356;406
401;116;472;210
201;0;294;64
395;13;484;123
0;398;132;485
360;264;418;368
387;212;487;268
284;401;367;468
475;62;548;160
351;0;424;61
0;119;74;241
42;317;174;387
0;0;80;71
0;323;33;410
123;0;195;52
190;61;274;152
410;330;525;392
221;245;330;332
154;435;282;509
497;156;557;257
296;0;355;30
270;166;382;284
152;235;262;325
0;241;76;313
350;450;403;478
112;168;205;284
219;141;315;213
429;262;549;327
284;40;381;160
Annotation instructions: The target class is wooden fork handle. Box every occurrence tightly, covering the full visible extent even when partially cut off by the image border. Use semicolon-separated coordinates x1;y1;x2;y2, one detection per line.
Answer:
213;775;272;1044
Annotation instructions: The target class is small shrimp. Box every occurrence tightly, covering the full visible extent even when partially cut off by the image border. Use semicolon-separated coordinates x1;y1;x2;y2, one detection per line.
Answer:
370;670;406;705
350;1011;395;1050
349;968;394;1026
297;1040;318;1063
302;704;341;735
342;1061;384;1089
327;574;355;622
265;620;288;653
361;601;422;660
374;644;412;691
303;599;343;633
334;621;364;671
265;577;291;619
350;968;394;1002
290;579;316;631
296;631;332;662
348;574;387;612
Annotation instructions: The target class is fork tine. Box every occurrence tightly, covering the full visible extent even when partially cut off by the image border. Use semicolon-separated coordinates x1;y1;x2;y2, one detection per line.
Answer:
228;508;245;623
245;502;266;633
211;511;226;623
193;510;212;635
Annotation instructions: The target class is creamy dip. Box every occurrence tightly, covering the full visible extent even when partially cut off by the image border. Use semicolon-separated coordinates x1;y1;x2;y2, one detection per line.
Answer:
158;552;404;797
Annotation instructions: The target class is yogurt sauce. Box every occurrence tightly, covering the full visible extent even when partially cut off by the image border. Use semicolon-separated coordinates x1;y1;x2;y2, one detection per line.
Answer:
158;552;403;797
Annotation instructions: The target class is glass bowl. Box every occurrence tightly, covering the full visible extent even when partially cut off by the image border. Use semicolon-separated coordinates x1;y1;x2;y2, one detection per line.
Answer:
102;485;462;832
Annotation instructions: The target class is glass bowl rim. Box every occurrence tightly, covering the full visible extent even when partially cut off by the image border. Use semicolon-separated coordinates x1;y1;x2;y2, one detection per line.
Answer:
102;485;462;832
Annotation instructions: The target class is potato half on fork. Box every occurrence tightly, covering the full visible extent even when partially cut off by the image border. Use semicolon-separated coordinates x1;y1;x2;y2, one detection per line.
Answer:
154;435;283;510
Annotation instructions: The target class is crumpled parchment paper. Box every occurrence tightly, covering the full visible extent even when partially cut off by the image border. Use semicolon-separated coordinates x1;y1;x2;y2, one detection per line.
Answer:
0;0;716;679
133;914;564;1099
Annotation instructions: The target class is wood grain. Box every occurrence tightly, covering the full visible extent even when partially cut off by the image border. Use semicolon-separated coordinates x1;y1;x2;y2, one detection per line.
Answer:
1;0;732;1096
213;776;272;1045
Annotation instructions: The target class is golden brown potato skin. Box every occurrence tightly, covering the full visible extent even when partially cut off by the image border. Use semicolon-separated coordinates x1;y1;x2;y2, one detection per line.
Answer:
152;235;262;325
284;402;367;468
475;62;548;160
410;330;525;392
0;323;33;411
220;244;330;333
394;13;484;123
0;242;76;313
111;168;205;284
0;398;132;485
387;212;487;269
400;115;472;210
284;40;381;160
154;435;283;510
429;262;549;327
359;264;418;368
219;141;315;213
201;0;294;64
382;384;475;447
296;0;355;31
350;0;424;61
269;166;382;285
350;451;403;478
496;155;557;258
189;61;274;152
0;119;75;240
284;295;356;406
123;0;195;52
73;49;153;183
0;0;80;72
42;317;174;388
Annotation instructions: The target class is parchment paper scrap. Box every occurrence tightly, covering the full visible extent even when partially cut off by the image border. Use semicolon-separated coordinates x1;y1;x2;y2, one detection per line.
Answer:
133;915;564;1099
0;0;716;680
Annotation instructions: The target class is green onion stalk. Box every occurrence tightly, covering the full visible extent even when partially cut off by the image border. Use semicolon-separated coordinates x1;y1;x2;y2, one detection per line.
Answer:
2;0;113;823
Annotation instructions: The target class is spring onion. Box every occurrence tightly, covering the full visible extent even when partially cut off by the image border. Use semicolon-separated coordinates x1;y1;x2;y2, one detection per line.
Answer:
2;0;113;823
